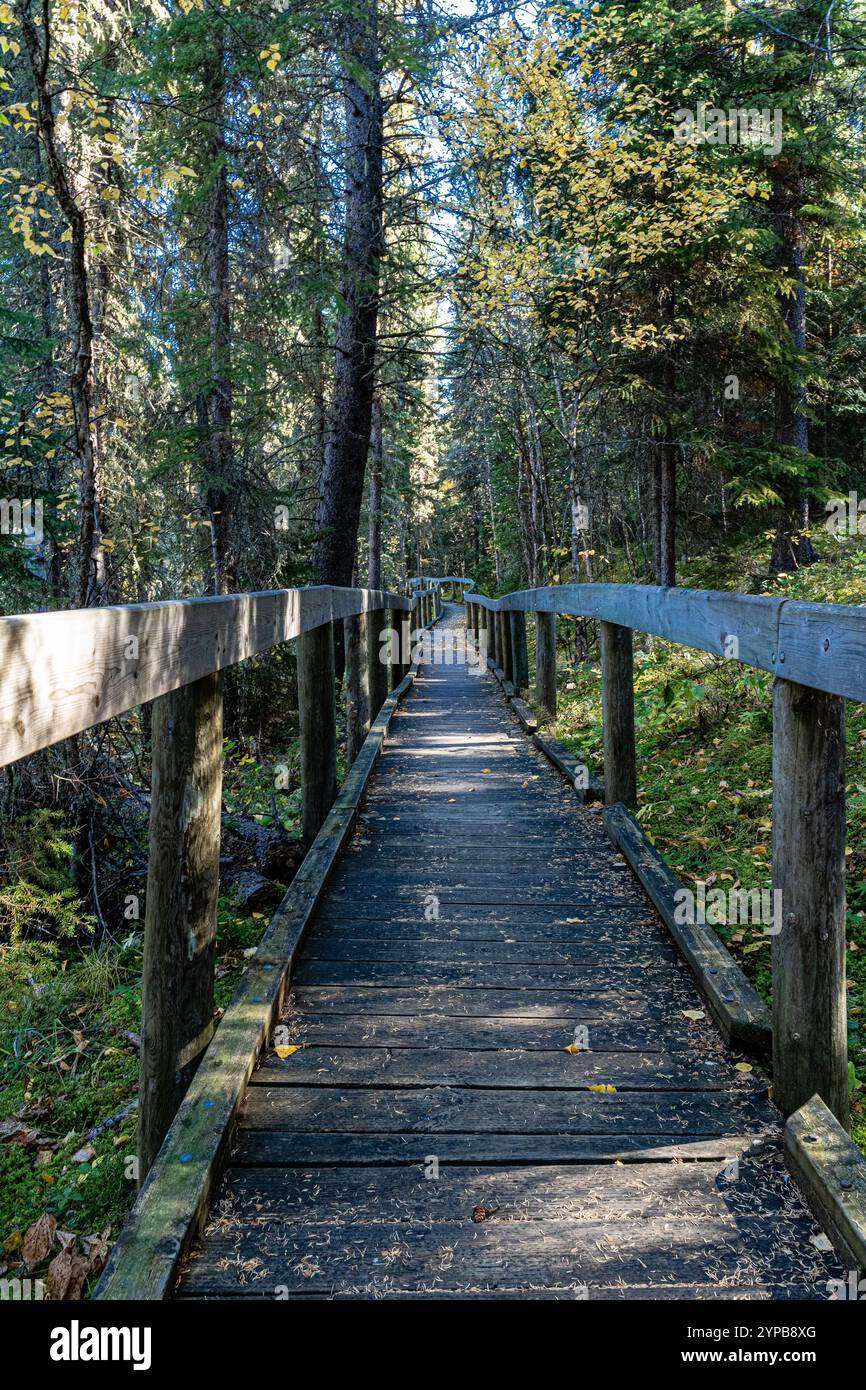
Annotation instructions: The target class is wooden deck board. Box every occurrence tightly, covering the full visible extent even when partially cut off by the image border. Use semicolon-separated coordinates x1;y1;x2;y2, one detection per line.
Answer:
177;604;842;1300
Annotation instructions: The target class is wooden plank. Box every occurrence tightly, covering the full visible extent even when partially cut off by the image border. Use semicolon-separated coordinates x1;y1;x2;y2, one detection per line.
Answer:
301;938;677;967
179;1213;823;1296
252;1046;729;1090
94;671;416;1300
772;678;848;1124
483;584;784;671
290;984;692;1020
209;1160;783;1224
532;730;604;803
785;1095;866;1273
603;802;772;1053
139;671;223;1181
240;1086;776;1134
291;959;692;991
273;1013;691;1052
231;1130;776;1167
0;585;409;767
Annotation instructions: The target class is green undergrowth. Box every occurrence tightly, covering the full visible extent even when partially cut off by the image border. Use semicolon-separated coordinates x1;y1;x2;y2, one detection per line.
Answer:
0;738;312;1295
537;532;866;1153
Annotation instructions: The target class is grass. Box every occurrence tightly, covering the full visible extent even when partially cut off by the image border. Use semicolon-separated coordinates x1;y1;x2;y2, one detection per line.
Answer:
536;529;866;1152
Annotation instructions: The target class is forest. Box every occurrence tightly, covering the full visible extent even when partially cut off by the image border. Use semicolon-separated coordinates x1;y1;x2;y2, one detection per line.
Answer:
1;0;866;1305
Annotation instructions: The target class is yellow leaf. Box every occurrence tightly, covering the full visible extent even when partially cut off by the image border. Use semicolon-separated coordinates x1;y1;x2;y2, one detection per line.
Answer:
588;1084;616;1093
681;1009;705;1021
274;1044;300;1059
734;1062;753;1073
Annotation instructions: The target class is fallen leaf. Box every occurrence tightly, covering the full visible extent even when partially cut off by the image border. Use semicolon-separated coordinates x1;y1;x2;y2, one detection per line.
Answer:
274;1044;300;1059
588;1084;617;1093
681;1009;706;1022
734;1062;753;1073
82;1226;111;1277
22;1212;57;1266
3;1231;21;1255
810;1232;833;1253
46;1243;89;1300
71;1145;96;1164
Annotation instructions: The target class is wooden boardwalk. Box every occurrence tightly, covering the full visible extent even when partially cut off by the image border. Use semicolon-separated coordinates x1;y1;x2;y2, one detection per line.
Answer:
178;605;842;1300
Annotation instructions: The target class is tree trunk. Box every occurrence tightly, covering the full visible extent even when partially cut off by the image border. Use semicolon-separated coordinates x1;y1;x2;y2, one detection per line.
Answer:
203;29;236;596
367;393;383;588
19;0;107;608
314;2;384;587
769;159;816;574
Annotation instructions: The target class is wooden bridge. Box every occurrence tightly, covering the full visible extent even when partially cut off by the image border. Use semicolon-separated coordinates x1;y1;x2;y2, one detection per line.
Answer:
2;578;865;1298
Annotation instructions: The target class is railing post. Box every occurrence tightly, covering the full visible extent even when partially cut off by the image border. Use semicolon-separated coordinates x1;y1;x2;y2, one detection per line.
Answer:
772;678;848;1125
388;605;404;690
139;671;223;1182
489;606;499;667
535;610;557;717
600;620;636;807
299;619;338;843
477;604;487;664
367;603;389;719
510;610;528;693
344;612;370;764
499;609;513;683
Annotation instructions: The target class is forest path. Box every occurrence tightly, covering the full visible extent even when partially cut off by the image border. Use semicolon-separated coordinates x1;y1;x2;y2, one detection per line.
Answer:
177;604;839;1300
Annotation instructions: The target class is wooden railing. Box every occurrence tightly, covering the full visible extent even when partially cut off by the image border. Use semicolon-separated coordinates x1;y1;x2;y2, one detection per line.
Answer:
0;583;436;1184
464;582;864;1130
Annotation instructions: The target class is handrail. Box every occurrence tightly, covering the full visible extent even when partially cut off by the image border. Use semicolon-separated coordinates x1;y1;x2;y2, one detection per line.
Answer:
408;575;474;588
0;585;411;769
463;582;866;705
463;579;855;1132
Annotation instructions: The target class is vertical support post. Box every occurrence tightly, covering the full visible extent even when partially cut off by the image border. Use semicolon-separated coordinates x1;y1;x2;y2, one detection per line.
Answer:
772;678;847;1125
599;620;636;807
388;606;403;690
299;619;338;843
509;610;528;693
477;604;488;666
489;605;499;667
499;609;513;683
139;671;223;1182
535;610;557;717
367;605;389;719
344;612;370;765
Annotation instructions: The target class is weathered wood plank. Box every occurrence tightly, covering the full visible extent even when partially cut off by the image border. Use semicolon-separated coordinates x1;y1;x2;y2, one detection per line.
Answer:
297;619;337;845
240;1085;775;1134
772;678;848;1124
180;1213;827;1297
209;1160;783;1224
252;1045;728;1090
785;1094;866;1273
0;585;409;767
231;1130;776;1167
139;671;223;1182
291;958;692;991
